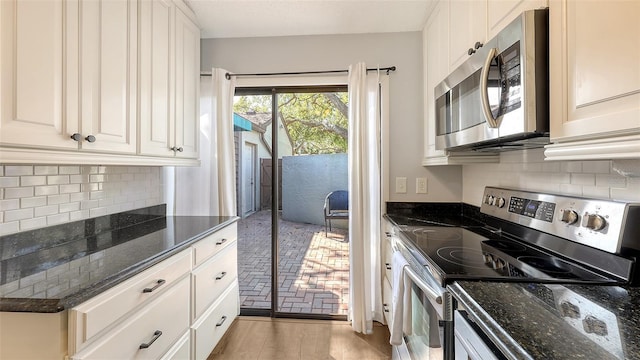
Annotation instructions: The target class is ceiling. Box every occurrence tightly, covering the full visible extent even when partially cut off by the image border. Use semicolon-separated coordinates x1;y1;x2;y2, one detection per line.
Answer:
187;0;434;39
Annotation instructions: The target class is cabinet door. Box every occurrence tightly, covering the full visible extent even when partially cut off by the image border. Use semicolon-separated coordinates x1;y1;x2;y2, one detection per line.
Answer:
80;0;137;154
423;2;449;160
549;0;640;142
0;0;79;149
139;0;174;157
449;0;486;71
487;0;547;39
174;8;200;159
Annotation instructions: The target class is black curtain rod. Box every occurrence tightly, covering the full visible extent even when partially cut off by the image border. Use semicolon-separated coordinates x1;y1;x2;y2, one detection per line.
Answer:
199;66;396;79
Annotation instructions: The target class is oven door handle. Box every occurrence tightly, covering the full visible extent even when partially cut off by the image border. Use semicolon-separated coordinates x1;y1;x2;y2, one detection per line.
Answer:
404;265;443;305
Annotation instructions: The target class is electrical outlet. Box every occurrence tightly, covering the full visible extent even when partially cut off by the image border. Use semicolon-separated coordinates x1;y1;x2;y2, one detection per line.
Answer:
416;177;428;194
396;177;407;193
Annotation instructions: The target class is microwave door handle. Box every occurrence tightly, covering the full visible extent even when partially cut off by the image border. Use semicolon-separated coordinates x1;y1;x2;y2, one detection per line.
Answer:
480;47;502;128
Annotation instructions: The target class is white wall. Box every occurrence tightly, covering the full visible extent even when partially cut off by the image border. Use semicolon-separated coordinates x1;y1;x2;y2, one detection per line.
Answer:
201;32;463;203
0;165;163;236
463;149;640;206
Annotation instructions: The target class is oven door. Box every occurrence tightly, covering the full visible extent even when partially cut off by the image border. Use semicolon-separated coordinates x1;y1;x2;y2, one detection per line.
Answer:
397;266;453;360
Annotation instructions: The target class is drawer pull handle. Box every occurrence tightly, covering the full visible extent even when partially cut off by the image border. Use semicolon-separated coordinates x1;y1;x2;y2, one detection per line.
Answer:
216;316;228;327
139;330;162;349
383;303;390;313
216;238;228;245
385;232;392;237
143;279;166;293
215;271;227;280
385;263;392;270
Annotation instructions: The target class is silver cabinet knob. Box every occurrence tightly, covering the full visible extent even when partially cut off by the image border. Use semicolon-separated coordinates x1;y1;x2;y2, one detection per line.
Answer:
70;133;82;141
85;135;96;143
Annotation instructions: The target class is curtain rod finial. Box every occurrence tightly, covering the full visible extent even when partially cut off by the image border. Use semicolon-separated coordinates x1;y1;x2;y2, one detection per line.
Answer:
225;72;231;80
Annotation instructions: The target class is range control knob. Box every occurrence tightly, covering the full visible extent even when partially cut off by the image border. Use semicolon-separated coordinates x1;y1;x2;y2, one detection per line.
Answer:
484;195;494;205
560;209;579;225
495;197;506;208
582;213;607;231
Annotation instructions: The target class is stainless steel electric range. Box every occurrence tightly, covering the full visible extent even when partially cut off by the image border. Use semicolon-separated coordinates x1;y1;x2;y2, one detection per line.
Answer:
384;187;640;360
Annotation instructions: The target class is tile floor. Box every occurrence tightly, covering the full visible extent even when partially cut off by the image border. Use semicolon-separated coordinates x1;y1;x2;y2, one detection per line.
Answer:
237;210;349;315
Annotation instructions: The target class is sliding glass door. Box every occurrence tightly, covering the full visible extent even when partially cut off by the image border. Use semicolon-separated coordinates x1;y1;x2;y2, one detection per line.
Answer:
234;86;349;320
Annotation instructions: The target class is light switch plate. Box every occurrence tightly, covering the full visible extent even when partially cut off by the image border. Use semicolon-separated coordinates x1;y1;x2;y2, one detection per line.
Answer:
416;178;427;194
396;177;407;193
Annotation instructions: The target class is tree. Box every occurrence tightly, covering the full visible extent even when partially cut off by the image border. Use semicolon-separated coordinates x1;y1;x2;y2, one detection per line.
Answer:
234;92;348;155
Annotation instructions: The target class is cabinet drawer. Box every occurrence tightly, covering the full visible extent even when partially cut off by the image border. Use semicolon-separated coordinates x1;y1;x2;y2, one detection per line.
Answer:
192;223;237;266
71;276;190;360
193;243;238;320
383;277;393;326
192;282;239;360
160;331;190;360
69;249;192;353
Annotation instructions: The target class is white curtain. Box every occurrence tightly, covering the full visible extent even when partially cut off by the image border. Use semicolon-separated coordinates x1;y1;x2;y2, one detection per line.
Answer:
348;62;383;334
175;68;236;216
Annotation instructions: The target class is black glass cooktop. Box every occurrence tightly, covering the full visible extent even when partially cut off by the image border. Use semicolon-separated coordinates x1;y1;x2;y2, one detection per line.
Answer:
393;221;619;286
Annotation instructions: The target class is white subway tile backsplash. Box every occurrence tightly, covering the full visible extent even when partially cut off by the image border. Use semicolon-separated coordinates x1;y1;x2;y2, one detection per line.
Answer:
35;205;59;217
47;175;70;185
34;166;58;175
34;185;59;196
4;208;34;222
0;199;20;211
59;202;80;213
58;166;80;175
59;184;81;194
20;196;47;208
0;177;20;187
47;213;69;225
570;173;595;186
69;209;90;221
595;174;627;188
5;166;33;176
20;176;47;186
0;165;163;235
582;161;611;174
463;149;640;206
5;187;34;199
20;217;48;230
47;194;70;205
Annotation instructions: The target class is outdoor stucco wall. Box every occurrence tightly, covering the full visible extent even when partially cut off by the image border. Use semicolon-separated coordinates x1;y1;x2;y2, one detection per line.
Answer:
282;153;347;228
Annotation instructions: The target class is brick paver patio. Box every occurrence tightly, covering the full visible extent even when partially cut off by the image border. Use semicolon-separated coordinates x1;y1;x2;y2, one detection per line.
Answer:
237;210;349;316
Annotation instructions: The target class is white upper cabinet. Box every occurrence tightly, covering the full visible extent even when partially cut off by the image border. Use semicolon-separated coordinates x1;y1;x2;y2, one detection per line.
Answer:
487;0;548;39
449;0;486;71
0;0;79;150
0;0;200;165
139;2;199;159
139;0;174;157
80;0;137;154
545;0;640;160
173;6;200;159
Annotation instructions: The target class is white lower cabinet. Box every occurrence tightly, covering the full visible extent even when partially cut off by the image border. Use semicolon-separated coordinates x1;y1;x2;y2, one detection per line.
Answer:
65;222;239;360
160;332;190;360
71;276;191;359
69;250;192;353
192;243;238;320
191;282;240;360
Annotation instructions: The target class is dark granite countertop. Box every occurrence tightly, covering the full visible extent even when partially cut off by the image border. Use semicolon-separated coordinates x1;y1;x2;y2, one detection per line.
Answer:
449;281;640;360
0;205;238;313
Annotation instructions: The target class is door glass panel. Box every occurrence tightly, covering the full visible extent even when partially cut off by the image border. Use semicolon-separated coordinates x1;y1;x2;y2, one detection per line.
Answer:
234;94;273;311
276;90;349;317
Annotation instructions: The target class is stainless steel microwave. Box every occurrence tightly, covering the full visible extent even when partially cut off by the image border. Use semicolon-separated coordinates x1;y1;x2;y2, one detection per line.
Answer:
435;9;549;152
